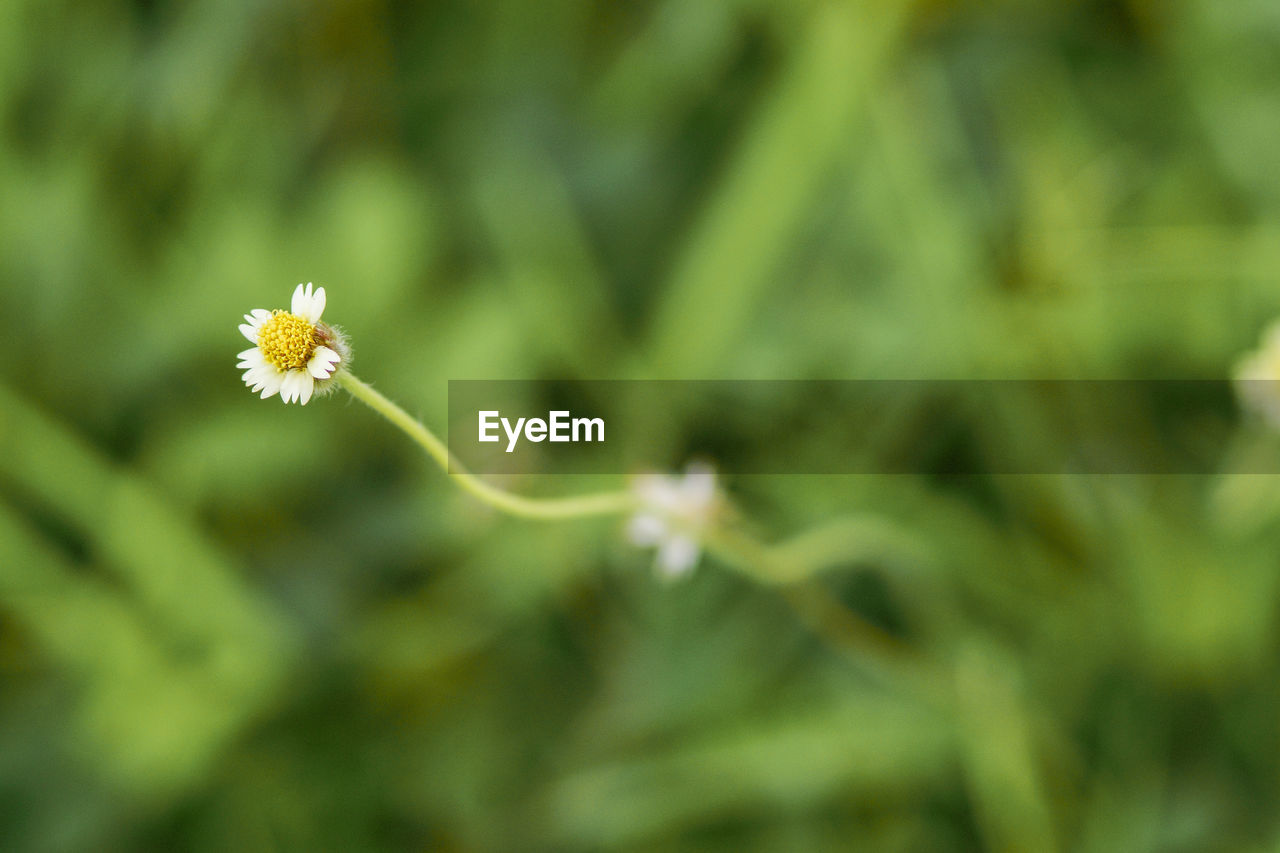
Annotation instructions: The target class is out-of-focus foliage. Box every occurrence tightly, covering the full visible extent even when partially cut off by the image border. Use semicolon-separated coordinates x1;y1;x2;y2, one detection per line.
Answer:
4;0;1280;850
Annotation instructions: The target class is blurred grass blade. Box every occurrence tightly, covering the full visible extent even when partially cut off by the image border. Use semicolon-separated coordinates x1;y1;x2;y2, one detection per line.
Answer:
646;2;907;375
0;382;289;793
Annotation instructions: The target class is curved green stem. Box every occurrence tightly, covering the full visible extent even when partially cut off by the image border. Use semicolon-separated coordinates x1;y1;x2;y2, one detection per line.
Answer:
702;516;932;585
703;515;952;703
336;372;636;520
337;372;948;701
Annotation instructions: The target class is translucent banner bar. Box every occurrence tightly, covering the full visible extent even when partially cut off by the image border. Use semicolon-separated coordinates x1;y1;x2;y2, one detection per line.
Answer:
446;380;1262;474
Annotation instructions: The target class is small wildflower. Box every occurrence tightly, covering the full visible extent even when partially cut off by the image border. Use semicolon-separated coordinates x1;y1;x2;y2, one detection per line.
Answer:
627;462;720;579
1235;321;1280;427
237;283;349;404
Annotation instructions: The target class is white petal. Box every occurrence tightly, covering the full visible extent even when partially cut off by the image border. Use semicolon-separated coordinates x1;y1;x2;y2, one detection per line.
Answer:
239;324;260;343
244;366;277;391
680;463;717;507
250;308;272;323
282;370;314;404
280;371;300;403
236;348;266;369
626;514;666;547
244;365;275;387
304;286;326;323
307;345;340;378
291;283;313;317
296;372;315;405
257;371;284;399
656;536;700;578
633;474;682;513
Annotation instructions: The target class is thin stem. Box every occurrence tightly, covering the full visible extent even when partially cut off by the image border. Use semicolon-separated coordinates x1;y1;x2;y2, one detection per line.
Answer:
338;372;947;702
703;517;953;706
336;372;636;520
702;516;930;585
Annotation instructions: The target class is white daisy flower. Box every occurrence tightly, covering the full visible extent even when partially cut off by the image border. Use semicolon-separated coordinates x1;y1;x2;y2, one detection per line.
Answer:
1235;321;1280;428
626;462;720;579
236;283;349;405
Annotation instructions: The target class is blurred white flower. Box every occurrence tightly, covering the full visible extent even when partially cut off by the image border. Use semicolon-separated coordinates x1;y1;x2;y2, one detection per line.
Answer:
1235;321;1280;427
627;462;719;579
237;283;348;405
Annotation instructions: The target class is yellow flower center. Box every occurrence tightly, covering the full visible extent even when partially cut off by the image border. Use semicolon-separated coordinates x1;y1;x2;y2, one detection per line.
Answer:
257;311;316;370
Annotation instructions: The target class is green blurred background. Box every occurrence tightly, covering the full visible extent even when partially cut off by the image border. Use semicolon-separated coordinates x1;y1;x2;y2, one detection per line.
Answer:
5;0;1280;850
